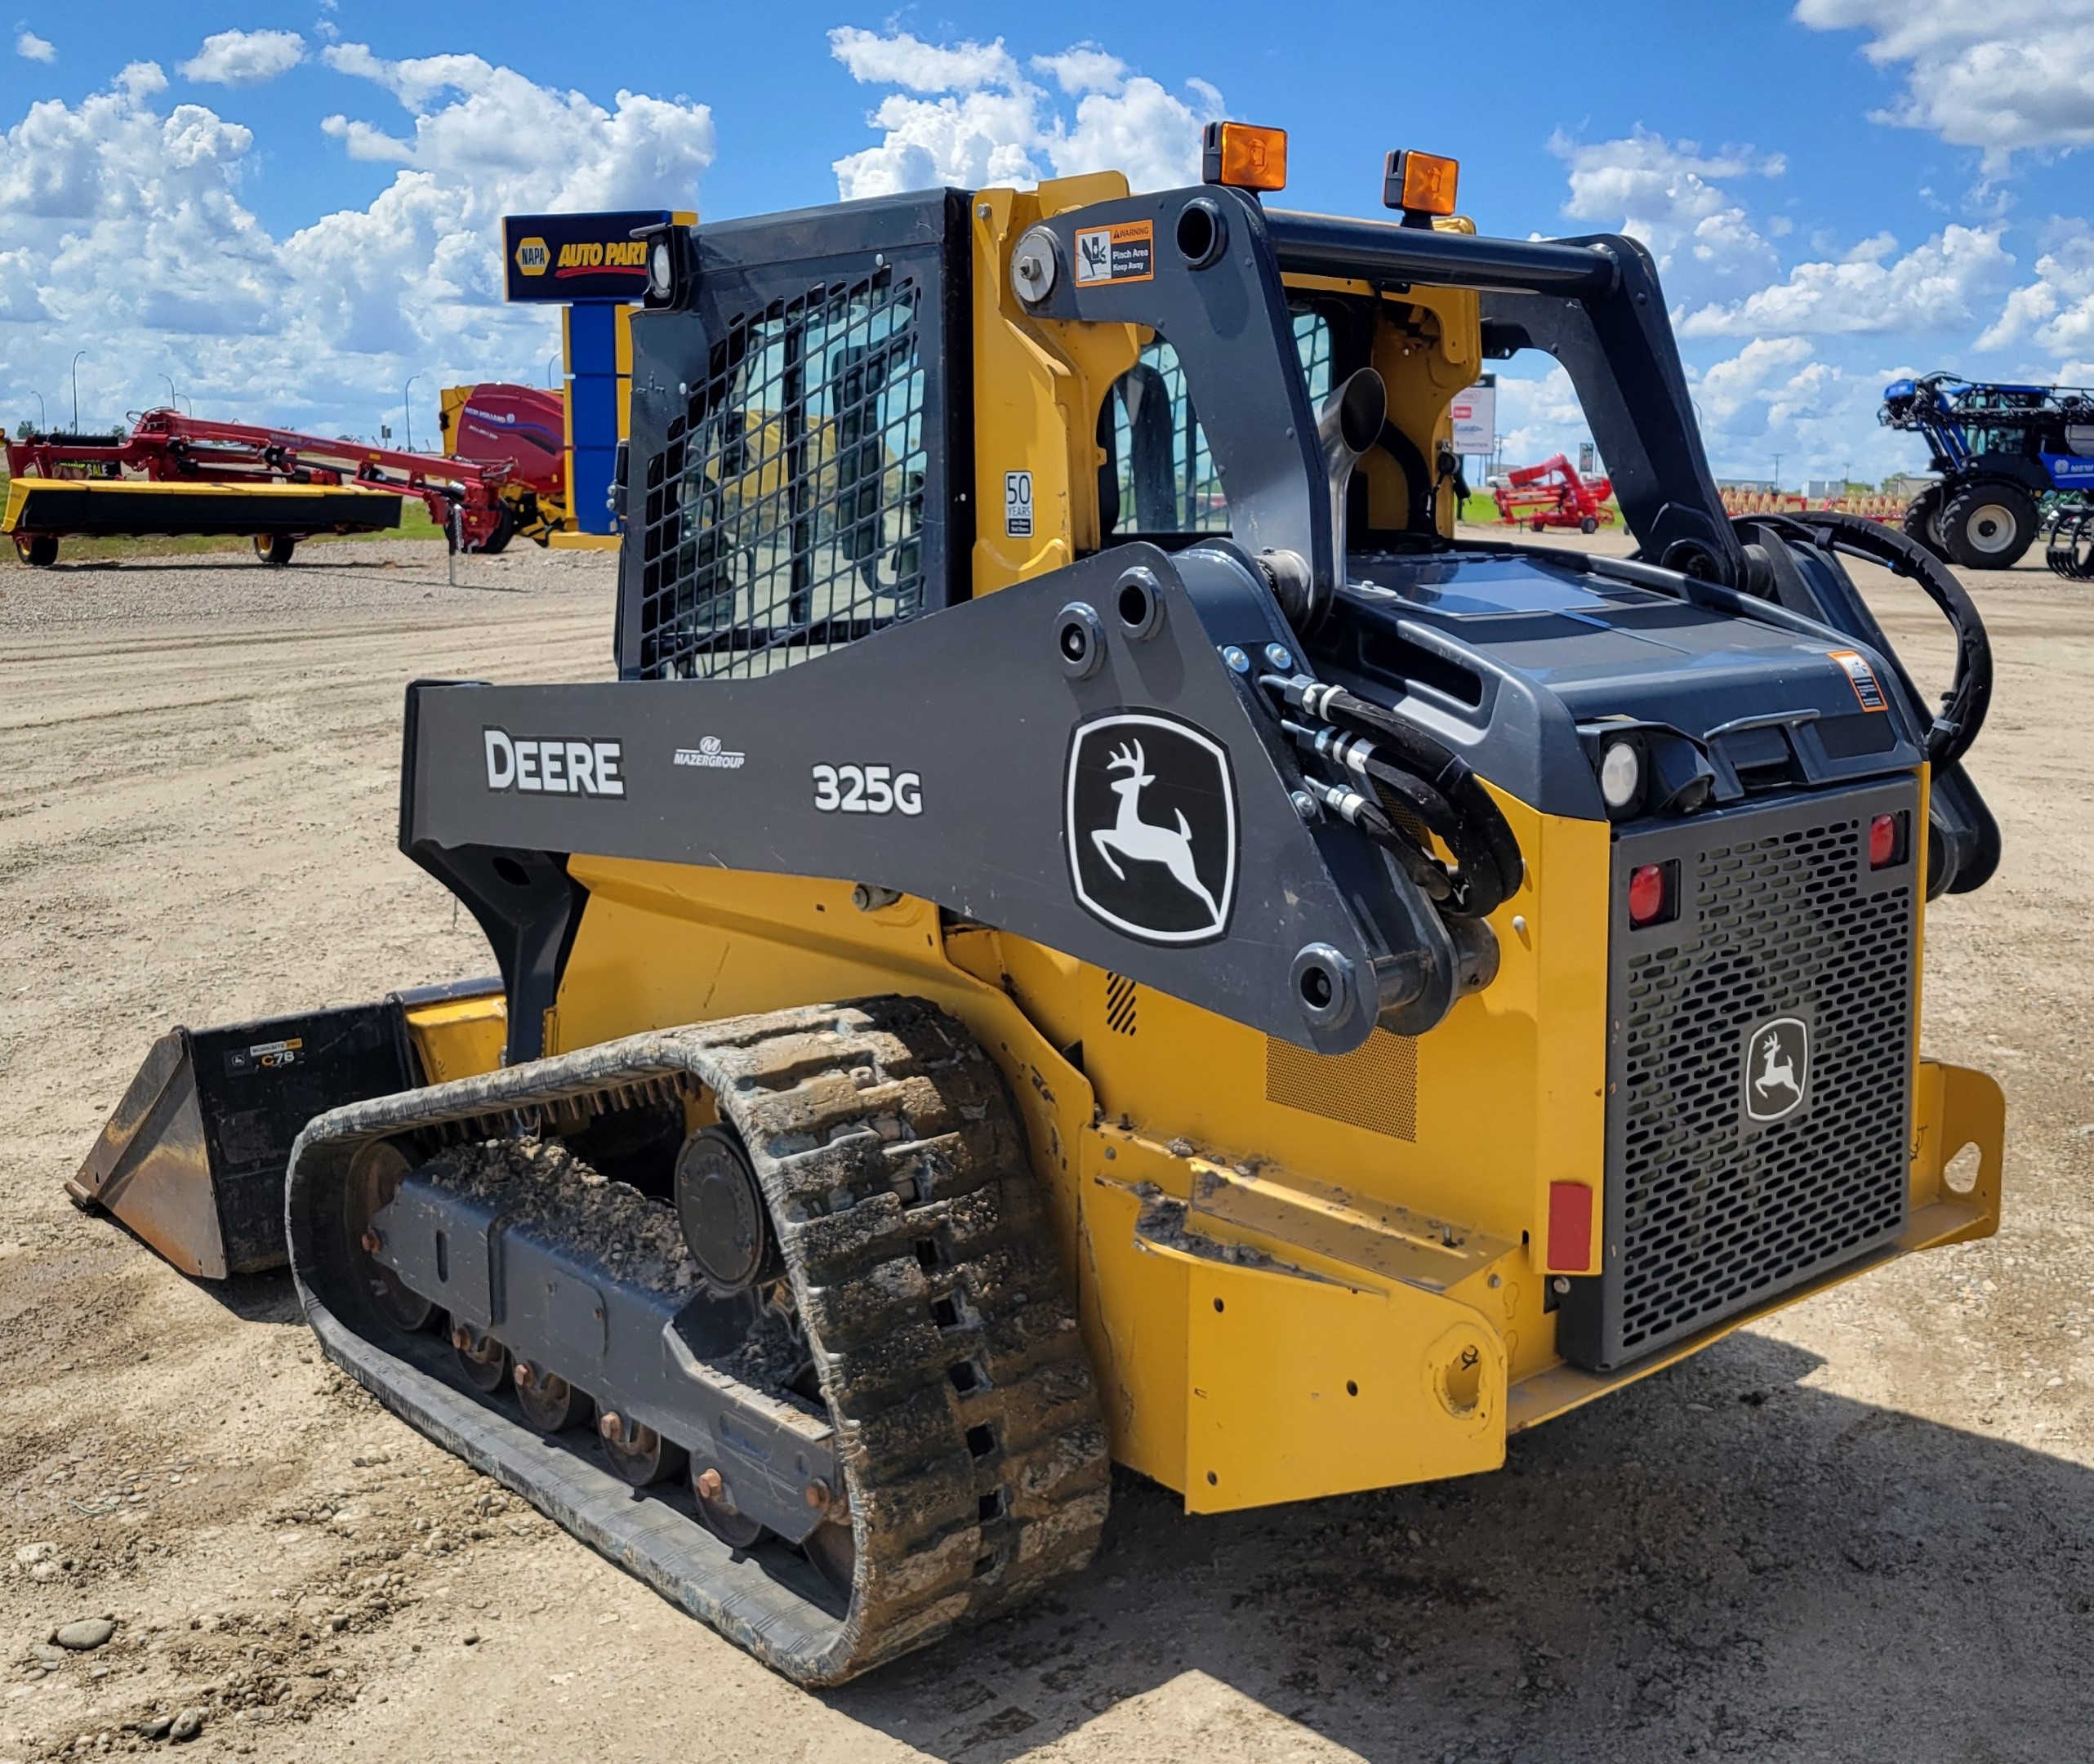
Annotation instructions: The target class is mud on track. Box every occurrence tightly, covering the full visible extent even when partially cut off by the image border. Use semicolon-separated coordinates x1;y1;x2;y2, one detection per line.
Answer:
1;536;2089;1763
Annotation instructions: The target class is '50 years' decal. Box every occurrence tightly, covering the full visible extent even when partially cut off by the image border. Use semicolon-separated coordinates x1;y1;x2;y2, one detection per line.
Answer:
813;764;923;816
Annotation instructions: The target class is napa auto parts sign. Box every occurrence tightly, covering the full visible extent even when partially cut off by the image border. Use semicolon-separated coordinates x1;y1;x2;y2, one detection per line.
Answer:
503;211;679;302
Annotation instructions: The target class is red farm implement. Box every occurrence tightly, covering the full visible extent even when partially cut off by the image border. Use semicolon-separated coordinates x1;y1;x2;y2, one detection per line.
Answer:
1492;453;1615;533
3;385;565;567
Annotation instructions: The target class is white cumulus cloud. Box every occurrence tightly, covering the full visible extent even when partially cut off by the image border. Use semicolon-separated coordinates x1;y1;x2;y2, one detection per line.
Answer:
1795;0;2094;166
828;27;1223;199
1687;339;1922;480
1979;225;2094;355
16;29;52;63
319;43;715;212
1549;129;1784;301
0;55;712;434
1031;46;1127;96
1677;225;2016;336
179;29;305;87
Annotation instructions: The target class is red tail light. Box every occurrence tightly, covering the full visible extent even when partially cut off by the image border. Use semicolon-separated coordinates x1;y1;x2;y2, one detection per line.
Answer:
1628;862;1668;927
1869;813;1900;869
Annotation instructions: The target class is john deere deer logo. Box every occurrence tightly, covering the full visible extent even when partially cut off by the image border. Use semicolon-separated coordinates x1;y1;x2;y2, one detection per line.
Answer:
1094;740;1222;924
1743;1017;1810;1122
1067;713;1236;944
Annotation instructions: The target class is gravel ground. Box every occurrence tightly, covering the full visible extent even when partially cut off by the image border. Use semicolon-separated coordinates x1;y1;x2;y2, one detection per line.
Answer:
1;533;2089;1764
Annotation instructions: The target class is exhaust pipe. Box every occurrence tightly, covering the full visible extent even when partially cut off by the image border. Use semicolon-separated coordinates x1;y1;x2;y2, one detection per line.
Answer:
1312;366;1388;622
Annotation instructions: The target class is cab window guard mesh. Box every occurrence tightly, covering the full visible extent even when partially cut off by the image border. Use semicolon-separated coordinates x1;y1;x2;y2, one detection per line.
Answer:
1102;313;1330;539
636;271;928;679
1294;308;1331;404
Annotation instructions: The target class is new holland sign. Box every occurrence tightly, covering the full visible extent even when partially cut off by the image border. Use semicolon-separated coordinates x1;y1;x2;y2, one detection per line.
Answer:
502;211;687;303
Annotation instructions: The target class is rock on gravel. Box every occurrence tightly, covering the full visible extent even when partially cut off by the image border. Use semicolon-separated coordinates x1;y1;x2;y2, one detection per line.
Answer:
51;1618;114;1650
169;1708;204;1742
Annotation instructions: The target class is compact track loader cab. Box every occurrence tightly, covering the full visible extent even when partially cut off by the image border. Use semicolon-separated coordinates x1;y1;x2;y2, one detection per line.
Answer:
75;137;2008;1686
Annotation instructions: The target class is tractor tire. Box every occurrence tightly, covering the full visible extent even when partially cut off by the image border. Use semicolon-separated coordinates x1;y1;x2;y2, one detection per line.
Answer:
1579;515;1598;534
1940;483;2037;570
252;533;297;567
1901;486;1949;559
478;504;516;555
12;532;56;567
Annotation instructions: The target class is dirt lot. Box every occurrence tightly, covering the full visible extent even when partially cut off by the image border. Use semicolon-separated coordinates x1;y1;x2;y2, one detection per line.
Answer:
1;533;2089;1764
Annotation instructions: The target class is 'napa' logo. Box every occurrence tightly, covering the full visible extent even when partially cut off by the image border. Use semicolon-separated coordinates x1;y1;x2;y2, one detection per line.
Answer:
514;236;549;277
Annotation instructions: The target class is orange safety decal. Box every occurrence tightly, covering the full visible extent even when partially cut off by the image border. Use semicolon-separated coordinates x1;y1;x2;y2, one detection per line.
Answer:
1547;1180;1593;1271
1072;219;1155;287
1827;648;1888;712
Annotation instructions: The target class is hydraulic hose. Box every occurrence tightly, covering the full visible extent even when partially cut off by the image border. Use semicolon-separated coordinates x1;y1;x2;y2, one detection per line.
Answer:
1745;510;1993;770
1271;679;1525;919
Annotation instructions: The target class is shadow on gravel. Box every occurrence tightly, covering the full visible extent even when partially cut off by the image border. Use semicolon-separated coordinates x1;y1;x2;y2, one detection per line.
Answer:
68;1203;307;1328
203;1268;306;1327
825;1328;2094;1764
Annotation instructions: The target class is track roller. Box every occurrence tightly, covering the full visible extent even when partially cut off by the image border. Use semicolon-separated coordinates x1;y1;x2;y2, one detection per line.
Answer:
450;1320;509;1392
512;1361;588;1432
599;1410;685;1486
692;1462;766;1549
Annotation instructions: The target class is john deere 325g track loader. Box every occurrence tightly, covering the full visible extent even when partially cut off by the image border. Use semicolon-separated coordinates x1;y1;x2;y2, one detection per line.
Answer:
74;127;2007;1686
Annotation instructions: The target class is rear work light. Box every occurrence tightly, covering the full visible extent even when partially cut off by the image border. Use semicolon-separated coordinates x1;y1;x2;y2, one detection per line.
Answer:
1628;862;1672;928
1201;122;1288;193
1869;812;1905;869
1383;149;1460;224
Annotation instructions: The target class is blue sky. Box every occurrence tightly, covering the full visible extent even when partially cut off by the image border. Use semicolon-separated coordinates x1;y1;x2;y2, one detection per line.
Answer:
2;1;2090;483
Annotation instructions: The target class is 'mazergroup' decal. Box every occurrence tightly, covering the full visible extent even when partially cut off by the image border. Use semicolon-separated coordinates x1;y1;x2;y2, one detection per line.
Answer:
484;728;625;798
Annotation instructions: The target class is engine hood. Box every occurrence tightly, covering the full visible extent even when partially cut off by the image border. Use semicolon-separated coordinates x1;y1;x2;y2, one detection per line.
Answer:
1309;545;1929;820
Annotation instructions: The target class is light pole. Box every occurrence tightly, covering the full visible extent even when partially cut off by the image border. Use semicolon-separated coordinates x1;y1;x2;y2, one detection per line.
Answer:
546;353;559;389
70;350;86;431
403;373;423;452
161;373;177;412
28;390;43;433
1771;451;1784;492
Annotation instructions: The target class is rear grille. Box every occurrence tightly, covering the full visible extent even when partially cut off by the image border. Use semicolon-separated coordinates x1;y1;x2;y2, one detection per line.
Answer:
1559;779;1918;1370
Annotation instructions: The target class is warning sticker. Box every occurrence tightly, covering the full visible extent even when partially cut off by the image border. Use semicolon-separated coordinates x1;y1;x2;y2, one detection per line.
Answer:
1073;220;1155;286
1828;648;1887;712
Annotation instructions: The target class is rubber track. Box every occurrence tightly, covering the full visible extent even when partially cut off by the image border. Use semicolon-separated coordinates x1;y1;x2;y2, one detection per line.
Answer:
284;999;1110;1685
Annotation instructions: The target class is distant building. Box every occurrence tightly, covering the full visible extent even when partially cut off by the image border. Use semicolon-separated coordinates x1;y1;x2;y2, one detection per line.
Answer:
1881;473;1936;501
1717;477;1780;494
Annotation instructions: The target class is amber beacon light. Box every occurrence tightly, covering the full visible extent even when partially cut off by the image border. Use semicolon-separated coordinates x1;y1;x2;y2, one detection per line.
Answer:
1383;149;1460;223
1201;121;1289;192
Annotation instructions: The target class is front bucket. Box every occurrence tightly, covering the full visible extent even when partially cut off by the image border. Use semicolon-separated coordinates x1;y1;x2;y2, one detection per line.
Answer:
71;1001;427;1278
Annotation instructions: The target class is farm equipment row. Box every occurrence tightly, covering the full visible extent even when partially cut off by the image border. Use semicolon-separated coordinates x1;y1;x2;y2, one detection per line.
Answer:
3;383;567;567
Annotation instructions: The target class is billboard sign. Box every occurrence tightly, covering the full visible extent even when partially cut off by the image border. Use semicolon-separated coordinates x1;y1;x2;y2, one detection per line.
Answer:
503;211;676;303
1450;376;1496;453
